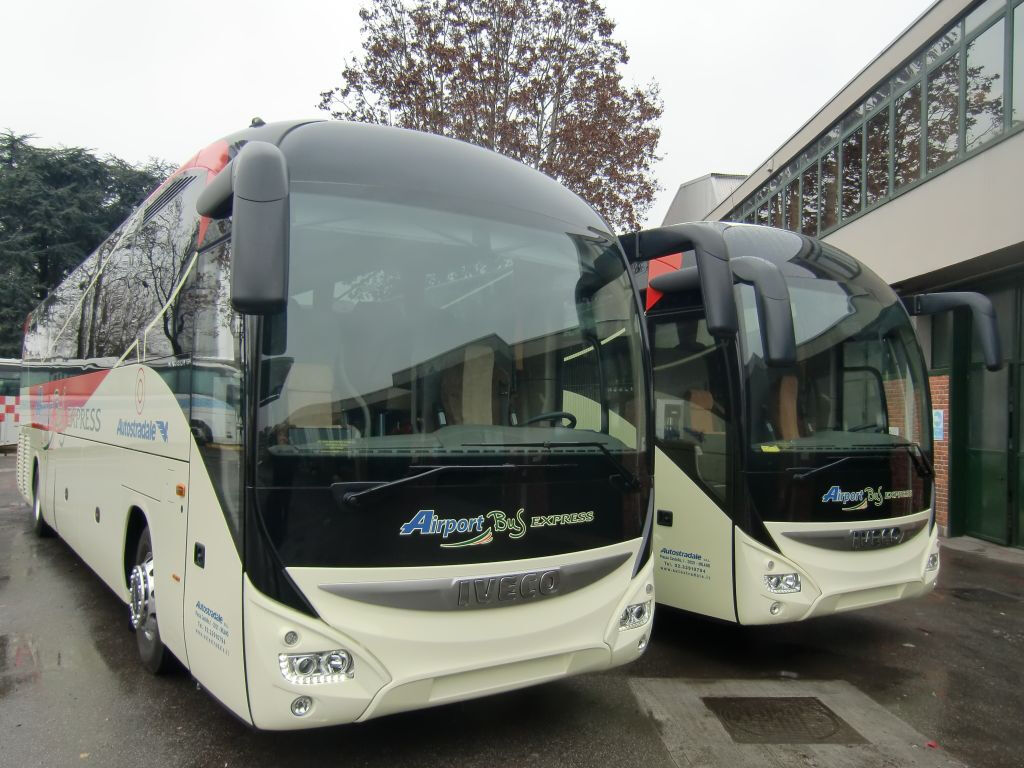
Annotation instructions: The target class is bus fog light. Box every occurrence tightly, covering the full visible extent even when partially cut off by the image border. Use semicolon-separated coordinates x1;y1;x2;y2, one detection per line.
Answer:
926;552;939;571
769;601;782;615
764;572;801;594
290;696;313;717
619;600;652;631
279;649;355;684
320;650;352;675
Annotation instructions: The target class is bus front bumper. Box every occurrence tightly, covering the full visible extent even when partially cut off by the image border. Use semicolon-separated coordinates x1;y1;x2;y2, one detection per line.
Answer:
734;514;940;625
242;543;654;729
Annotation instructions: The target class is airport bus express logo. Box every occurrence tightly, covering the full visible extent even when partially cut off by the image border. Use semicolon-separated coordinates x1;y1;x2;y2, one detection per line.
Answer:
398;508;596;548
821;485;913;512
398;508;526;548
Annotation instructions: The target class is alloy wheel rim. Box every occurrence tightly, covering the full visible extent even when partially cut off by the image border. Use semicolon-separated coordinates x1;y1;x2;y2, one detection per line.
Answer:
129;554;157;640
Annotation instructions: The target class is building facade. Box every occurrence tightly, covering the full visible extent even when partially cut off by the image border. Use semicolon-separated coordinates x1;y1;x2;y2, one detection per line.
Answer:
667;0;1024;547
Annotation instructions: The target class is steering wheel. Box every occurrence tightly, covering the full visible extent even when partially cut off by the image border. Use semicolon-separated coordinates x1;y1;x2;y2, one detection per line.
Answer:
522;411;577;429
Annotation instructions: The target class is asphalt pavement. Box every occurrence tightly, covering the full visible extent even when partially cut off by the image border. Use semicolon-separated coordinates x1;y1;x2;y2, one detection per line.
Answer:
1;453;1021;768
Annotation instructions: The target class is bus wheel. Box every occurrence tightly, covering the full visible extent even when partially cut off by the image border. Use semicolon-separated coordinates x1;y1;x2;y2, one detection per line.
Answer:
128;528;170;674
31;469;52;538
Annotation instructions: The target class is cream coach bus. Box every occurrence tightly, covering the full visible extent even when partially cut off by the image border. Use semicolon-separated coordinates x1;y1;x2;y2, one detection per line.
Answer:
17;119;656;728
620;222;1001;625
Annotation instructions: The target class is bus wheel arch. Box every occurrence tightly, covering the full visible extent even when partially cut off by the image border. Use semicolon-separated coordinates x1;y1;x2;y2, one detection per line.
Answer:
31;459;52;537
122;507;147;592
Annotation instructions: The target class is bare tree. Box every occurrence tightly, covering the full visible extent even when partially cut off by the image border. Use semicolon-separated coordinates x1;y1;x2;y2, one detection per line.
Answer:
319;0;662;231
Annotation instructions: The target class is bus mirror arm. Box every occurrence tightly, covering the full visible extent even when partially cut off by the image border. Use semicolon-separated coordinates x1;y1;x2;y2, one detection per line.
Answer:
197;141;291;316
622;223;739;337
728;256;796;367
902;292;1002;371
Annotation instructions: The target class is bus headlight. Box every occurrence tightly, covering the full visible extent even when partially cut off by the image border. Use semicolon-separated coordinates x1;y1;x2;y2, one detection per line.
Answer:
619;600;652;631
278;649;354;684
926;552;939;571
764;573;801;594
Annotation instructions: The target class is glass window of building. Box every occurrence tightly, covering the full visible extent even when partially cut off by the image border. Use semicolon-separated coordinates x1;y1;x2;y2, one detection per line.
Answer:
927;52;962;171
757;201;770;225
769;193;782;228
841;128;863;219
966;0;1003;34
894;83;923;188
927;25;962;65
893;55;923;88
821;147;839;230
1014;5;1024;124
800;164;818;235
966;18;1005;151
866;109;890;205
784;180;800;231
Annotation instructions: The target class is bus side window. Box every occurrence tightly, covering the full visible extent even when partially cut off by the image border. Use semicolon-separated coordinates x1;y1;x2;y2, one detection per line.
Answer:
138;175;203;362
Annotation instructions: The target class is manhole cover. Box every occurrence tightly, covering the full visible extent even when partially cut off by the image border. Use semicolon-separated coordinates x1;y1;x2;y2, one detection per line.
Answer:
946;587;1020;603
702;696;867;744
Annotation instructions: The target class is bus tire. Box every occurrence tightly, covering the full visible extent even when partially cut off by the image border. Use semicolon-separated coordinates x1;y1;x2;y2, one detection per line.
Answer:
31;467;52;538
129;527;171;674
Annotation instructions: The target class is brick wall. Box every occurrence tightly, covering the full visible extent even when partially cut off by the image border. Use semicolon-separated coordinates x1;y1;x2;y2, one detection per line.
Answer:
930;374;950;529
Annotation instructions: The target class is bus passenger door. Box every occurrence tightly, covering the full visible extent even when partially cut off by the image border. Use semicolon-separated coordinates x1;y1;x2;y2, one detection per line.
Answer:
180;242;252;723
650;310;737;622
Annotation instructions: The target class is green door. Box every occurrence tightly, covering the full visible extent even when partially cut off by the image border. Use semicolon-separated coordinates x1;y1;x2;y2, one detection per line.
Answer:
963;288;1015;545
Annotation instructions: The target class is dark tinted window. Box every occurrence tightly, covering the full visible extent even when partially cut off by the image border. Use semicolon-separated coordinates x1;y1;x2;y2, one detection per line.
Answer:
800;164;819;236
866;109;890;205
927;53;962;171
894;84;923;188
784;180;800;231
821;147;839;230
966;19;1005;151
841;129;863;219
1015;5;1024;124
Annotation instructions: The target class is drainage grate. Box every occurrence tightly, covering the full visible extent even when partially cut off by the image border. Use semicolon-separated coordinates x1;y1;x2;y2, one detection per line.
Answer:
702;696;867;744
946;587;1021;603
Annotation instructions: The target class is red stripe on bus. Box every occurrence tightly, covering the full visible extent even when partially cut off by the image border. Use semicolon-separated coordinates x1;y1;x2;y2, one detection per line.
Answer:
645;253;683;310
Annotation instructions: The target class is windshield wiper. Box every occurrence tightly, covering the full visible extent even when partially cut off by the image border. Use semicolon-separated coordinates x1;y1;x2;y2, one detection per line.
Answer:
334;464;519;508
886;442;935;479
787;443;933;481
789;455;857;481
462;441;641;492
847;442;934;479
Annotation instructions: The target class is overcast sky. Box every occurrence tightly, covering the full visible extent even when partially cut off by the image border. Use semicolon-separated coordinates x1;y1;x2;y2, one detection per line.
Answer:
3;0;932;227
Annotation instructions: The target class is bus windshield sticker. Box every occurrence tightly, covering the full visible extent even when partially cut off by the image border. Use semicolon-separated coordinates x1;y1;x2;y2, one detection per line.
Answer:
399;508;594;548
821;485;913;512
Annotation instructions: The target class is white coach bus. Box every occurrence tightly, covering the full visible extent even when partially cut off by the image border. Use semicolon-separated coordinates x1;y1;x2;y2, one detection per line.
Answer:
17;119;656;728
620;222;1001;625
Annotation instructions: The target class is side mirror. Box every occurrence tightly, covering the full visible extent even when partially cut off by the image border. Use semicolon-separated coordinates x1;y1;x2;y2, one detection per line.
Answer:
902;292;1002;371
197;141;290;315
649;258;797;367
728;256;796;367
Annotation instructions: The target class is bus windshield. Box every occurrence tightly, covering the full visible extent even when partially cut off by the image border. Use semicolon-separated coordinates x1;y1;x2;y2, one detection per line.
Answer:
254;184;649;567
732;231;931;522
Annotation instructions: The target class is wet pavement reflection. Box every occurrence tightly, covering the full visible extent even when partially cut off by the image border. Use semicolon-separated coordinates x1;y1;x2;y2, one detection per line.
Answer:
1;455;1021;768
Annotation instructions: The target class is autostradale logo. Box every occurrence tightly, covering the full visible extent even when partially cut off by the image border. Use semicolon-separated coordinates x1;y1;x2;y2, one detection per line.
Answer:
117;418;169;443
